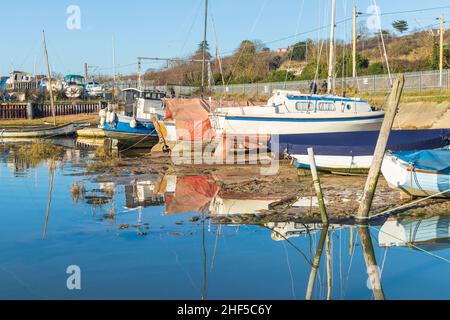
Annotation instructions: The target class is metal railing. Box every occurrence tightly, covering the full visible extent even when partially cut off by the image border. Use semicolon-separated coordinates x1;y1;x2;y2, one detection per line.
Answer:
107;69;450;97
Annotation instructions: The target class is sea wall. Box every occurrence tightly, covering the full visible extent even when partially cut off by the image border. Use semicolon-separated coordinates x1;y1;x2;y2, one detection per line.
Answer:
394;102;450;129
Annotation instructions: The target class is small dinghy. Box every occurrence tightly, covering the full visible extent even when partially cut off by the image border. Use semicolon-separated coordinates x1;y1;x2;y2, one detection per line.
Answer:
0;123;76;138
381;148;450;198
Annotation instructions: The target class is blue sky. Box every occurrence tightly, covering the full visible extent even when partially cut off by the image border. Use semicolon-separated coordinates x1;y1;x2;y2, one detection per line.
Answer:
1;0;450;77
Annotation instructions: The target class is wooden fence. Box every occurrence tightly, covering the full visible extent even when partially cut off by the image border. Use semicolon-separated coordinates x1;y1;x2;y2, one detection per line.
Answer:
0;101;104;120
0;103;28;119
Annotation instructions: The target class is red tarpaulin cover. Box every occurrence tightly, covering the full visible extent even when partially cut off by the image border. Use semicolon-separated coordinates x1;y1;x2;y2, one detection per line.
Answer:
165;176;220;215
166;99;215;141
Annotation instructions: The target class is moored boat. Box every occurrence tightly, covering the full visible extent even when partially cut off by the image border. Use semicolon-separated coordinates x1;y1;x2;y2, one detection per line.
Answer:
381;148;450;198
285;129;450;174
99;88;166;148
0;123;76;138
210;91;385;136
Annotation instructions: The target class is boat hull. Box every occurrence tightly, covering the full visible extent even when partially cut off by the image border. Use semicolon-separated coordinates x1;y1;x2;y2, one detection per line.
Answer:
285;129;450;173
101;115;158;148
0;123;76;138
211;112;385;136
381;152;450;198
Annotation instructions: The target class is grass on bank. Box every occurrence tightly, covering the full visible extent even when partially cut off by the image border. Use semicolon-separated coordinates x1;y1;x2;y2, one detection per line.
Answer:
17;142;64;167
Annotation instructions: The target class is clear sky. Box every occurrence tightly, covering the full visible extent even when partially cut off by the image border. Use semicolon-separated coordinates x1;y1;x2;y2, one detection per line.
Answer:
1;0;450;77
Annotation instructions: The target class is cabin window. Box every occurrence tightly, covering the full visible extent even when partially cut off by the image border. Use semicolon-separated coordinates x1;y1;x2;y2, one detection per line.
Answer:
295;102;314;112
346;104;352;111
318;102;336;111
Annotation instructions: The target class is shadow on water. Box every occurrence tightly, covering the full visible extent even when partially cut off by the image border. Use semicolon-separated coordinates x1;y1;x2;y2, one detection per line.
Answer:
0;139;449;299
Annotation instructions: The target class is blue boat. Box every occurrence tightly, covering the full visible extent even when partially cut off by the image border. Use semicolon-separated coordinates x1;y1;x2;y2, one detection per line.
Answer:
99;88;166;148
382;148;450;198
275;129;450;174
1;77;8;91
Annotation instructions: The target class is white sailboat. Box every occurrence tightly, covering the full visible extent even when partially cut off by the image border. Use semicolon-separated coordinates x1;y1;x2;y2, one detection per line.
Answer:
209;0;385;142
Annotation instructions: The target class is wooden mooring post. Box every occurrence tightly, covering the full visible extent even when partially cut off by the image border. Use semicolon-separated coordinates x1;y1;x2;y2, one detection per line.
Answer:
306;225;329;300
356;75;405;221
307;148;329;225
358;226;385;300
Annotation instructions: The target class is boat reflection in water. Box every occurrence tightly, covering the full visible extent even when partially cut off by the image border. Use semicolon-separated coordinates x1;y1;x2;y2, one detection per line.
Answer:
379;216;450;252
68;171;450;300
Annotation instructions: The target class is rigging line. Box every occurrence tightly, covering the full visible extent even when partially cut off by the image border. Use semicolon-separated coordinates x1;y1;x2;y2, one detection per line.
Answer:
314;0;329;84
180;0;204;54
210;224;221;272
225;0;271;86
354;188;450;221
373;0;392;84
343;228;358;299
282;241;297;300
283;0;305;87
368;225;450;264
218;4;450;58
260;225;313;267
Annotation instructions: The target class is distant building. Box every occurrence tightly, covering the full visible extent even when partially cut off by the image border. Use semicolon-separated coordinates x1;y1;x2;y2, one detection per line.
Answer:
276;47;291;54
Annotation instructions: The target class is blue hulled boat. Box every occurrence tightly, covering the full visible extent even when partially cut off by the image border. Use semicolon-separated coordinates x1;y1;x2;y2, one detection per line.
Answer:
99;88;166;148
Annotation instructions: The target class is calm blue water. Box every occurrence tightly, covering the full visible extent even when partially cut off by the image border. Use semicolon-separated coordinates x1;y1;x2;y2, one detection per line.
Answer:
0;143;449;300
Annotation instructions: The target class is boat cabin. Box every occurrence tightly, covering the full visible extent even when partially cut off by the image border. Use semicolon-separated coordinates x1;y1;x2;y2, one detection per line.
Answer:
122;88;166;120
267;90;374;115
64;74;85;86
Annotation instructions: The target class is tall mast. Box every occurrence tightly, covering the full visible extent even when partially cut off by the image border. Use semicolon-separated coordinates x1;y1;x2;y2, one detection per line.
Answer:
112;35;117;86
327;0;336;95
352;5;357;79
439;15;445;88
201;0;209;96
42;30;56;126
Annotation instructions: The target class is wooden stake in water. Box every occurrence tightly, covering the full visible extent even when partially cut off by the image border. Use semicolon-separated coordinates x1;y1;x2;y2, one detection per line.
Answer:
358;226;385;300
326;232;332;300
306;225;329;300
42;30;56;126
308;148;329;225
356;75;405;220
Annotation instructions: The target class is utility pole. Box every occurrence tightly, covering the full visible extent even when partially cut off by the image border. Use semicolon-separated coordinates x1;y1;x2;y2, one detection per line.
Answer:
440;15;445;88
352;6;357;80
137;58;142;90
201;0;209;96
327;0;336;94
84;63;89;82
112;35;117;86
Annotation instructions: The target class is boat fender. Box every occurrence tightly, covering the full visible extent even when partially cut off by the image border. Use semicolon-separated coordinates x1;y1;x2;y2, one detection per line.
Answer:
99;109;107;118
109;112;117;128
130;118;137;129
106;111;112;123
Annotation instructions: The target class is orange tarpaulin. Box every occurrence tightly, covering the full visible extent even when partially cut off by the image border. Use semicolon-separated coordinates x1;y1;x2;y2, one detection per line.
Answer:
165;98;215;141
165;176;220;215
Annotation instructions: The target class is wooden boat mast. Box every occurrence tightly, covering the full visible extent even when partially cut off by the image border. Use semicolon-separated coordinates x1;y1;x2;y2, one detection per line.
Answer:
42;30;56;126
201;0;209;97
327;0;337;95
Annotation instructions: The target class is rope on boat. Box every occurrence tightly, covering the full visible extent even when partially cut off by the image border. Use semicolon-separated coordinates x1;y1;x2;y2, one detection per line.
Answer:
354;188;450;221
118;129;157;154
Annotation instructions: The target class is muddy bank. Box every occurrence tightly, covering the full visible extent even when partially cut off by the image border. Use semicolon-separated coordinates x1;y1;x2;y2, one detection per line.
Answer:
87;155;450;223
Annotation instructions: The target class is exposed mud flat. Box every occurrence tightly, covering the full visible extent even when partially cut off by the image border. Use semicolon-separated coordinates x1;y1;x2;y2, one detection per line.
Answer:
88;155;450;224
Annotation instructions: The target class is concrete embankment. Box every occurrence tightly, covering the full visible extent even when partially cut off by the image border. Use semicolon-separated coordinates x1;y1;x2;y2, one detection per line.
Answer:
394;101;450;129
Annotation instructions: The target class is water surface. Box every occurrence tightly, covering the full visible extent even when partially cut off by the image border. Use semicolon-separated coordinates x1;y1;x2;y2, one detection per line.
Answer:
0;140;449;300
